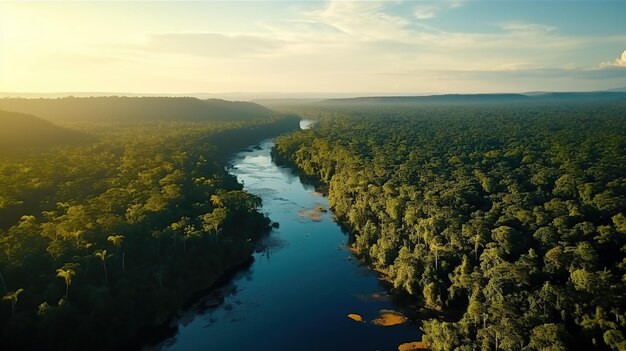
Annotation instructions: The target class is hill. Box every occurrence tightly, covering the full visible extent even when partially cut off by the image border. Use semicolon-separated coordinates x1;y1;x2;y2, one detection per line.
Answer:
0;109;88;152
318;91;626;107
0;96;275;123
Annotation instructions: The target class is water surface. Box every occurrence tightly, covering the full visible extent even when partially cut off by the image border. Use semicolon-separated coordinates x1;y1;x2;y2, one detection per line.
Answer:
157;138;422;351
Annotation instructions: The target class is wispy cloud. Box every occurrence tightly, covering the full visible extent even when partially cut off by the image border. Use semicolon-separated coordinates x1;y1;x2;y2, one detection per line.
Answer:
498;21;556;33
305;1;410;41
414;1;463;20
123;32;288;59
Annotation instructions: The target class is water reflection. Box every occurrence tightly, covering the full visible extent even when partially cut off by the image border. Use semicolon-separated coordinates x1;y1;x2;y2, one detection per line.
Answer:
153;140;422;351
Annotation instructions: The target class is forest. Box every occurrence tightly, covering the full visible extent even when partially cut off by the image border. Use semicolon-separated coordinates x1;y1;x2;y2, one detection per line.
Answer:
0;96;274;123
273;101;626;350
0;99;300;350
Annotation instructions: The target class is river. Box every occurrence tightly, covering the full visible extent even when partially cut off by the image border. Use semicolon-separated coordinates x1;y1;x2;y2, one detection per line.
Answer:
153;123;423;351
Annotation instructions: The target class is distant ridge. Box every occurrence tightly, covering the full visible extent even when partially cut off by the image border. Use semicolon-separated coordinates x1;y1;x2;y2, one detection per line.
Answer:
322;93;529;105
320;91;626;106
0;91;385;101
0;96;275;123
606;86;626;92
0;109;87;152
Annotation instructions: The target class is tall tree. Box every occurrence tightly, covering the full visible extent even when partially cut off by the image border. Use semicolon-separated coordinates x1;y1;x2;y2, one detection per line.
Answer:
2;288;24;317
56;264;76;299
94;249;112;284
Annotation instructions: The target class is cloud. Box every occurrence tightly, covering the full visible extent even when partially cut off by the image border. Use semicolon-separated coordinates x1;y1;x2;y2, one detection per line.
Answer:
110;3;626;85
414;6;437;20
273;19;344;35
602;50;626;67
297;1;584;55
129;32;288;58
414;1;463;20
306;1;410;41
498;21;556;33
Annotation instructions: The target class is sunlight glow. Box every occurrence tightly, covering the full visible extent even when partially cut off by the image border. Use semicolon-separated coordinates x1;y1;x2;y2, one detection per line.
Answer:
1;1;625;94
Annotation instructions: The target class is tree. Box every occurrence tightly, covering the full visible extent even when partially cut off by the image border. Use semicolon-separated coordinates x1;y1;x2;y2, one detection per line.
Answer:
527;323;570;351
570;268;597;293
95;249;112;284
107;235;125;270
429;236;447;271
423;281;442;311
182;224;201;252
210;193;223;208
2;288;24;316
391;246;420;294
201;207;228;242
422;320;462;351
604;329;626;351
449;255;474;300
56;264;76;299
465;290;485;325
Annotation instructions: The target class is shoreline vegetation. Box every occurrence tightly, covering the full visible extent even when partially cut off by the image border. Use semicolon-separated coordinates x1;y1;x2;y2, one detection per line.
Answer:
273;101;626;351
0;98;300;350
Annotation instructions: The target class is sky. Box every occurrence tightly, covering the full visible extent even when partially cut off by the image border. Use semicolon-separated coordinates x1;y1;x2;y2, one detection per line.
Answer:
1;0;625;95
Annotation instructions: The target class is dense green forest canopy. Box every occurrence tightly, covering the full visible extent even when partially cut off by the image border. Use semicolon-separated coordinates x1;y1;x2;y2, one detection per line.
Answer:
0;96;274;123
273;102;626;351
0;101;299;349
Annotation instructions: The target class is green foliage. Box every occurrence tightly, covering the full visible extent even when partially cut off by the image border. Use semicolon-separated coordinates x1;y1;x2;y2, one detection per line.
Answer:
527;323;570;351
274;102;626;350
0;111;299;349
604;329;626;351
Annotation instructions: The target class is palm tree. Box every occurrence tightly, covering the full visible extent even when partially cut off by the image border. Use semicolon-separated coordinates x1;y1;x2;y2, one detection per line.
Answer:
107;234;124;247
3;288;24;316
56;266;76;299
107;235;125;271
95;249;112;284
210;194;224;208
429;237;447;271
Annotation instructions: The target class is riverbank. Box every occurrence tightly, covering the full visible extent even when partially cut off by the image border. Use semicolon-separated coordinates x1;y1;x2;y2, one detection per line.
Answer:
0;116;305;351
272;136;454;322
127;120;302;350
345;245;463;323
153;139;424;351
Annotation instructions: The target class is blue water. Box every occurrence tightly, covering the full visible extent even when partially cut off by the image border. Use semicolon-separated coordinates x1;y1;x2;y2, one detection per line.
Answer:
155;136;422;351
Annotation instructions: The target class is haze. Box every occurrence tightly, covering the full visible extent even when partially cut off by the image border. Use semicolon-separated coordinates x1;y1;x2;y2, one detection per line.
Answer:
1;0;626;95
